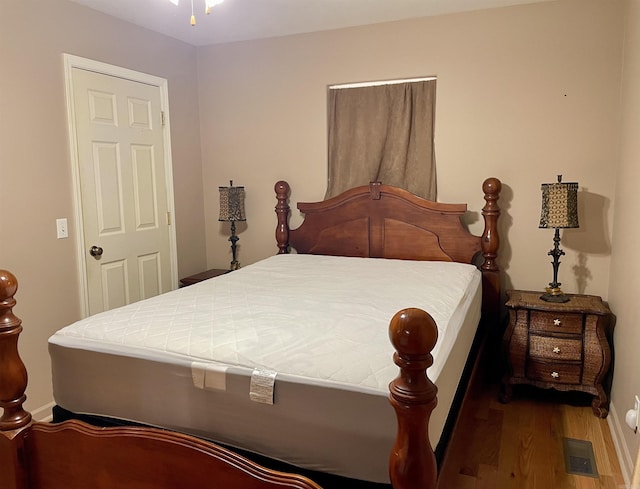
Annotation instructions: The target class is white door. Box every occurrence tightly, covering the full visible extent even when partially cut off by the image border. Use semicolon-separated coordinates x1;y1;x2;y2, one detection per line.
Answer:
67;60;177;316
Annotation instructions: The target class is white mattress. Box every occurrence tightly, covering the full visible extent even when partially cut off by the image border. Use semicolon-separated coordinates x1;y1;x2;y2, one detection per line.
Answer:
49;254;481;483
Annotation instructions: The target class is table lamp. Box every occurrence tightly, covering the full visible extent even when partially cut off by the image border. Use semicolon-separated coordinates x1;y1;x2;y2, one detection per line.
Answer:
218;180;246;270
538;175;579;302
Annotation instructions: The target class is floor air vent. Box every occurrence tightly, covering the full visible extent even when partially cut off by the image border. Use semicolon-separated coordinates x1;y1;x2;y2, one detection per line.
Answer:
563;437;599;478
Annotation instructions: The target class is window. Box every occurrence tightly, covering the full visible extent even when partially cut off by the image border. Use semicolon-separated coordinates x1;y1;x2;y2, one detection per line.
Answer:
326;77;436;200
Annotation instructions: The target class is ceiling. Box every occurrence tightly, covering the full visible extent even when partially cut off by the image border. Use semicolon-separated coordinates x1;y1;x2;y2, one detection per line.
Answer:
67;0;553;47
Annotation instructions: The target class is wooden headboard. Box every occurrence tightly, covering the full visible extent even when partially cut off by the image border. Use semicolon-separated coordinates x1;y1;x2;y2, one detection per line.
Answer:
275;178;502;322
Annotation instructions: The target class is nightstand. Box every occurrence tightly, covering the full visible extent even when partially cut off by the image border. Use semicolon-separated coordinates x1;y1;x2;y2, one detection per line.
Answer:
500;290;613;418
179;268;230;287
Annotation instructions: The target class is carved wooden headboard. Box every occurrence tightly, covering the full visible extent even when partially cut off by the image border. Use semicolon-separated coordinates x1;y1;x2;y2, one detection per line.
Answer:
274;178;501;320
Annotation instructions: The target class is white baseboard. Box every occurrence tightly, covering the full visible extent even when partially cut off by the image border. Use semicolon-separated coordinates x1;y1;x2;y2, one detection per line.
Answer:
608;401;634;488
30;401;56;422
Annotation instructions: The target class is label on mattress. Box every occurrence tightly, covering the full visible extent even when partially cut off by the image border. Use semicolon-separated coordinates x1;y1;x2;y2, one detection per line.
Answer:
249;369;277;405
191;362;228;391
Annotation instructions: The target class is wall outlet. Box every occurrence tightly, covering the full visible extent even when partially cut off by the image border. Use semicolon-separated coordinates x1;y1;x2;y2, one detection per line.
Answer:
635;396;640;432
56;218;68;239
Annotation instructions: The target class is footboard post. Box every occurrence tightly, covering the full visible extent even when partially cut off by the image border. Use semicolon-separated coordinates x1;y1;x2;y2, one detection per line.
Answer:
0;270;31;489
275;181;291;254
388;308;438;489
0;270;31;430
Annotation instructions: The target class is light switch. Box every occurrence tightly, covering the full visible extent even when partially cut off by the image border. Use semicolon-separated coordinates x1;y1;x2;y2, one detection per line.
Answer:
56;218;68;239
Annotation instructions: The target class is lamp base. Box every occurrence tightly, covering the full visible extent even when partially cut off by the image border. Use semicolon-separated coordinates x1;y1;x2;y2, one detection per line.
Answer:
540;287;570;303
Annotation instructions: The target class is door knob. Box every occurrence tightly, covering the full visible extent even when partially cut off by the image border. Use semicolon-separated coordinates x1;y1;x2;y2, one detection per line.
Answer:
89;245;103;257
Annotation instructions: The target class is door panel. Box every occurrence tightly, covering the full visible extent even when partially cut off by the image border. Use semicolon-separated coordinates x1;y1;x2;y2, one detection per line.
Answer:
138;253;161;299
94;142;125;234
72;67;173;315
101;260;128;310
131;144;159;230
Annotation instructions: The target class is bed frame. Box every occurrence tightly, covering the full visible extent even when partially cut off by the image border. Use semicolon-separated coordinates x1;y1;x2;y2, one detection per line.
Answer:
1;177;501;489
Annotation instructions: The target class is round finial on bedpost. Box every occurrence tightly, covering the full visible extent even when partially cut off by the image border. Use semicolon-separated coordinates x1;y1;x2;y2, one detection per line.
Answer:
388;308;438;489
0;270;32;431
389;308;438;360
482;177;501;199
275;181;291;255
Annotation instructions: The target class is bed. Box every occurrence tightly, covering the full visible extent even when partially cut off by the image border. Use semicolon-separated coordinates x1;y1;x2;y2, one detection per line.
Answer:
1;177;501;489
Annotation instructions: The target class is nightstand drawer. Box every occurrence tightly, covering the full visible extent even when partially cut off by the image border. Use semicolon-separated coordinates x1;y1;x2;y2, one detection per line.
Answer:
529;335;582;361
529;311;583;335
527;360;581;385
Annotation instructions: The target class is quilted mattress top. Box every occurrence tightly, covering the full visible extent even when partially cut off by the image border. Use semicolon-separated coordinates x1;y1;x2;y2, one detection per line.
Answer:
50;254;481;393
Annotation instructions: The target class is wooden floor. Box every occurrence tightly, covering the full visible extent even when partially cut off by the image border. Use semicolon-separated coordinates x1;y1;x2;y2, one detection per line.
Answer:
437;376;625;489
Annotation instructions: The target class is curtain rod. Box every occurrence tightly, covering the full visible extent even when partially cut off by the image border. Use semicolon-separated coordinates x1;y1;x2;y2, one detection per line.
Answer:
329;77;436;90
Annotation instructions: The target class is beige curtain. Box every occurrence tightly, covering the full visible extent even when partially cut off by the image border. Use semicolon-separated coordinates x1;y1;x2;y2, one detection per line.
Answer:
325;79;437;200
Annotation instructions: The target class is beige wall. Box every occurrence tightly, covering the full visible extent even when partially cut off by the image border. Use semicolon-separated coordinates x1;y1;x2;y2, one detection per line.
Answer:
609;0;640;478
198;0;622;303
0;0;207;412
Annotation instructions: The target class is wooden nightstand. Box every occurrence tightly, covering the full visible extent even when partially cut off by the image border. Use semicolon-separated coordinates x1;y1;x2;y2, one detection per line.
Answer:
500;290;613;418
179;268;230;287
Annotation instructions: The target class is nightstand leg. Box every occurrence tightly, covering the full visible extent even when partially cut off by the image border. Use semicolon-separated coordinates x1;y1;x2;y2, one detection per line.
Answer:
499;380;512;404
591;387;609;418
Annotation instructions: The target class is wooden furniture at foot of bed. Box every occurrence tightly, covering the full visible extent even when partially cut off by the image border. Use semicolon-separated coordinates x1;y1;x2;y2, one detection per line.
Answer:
0;270;442;489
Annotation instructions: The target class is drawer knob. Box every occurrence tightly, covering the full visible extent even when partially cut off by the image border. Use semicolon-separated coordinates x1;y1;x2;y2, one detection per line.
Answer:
554;318;562;327
553;346;561;354
551;371;559;379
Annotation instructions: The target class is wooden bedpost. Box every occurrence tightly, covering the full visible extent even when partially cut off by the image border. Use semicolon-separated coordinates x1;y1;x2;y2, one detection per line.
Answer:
0;270;31;430
275;181;291;254
479;178;502;380
0;270;31;489
480;177;501;323
388;308;438;489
